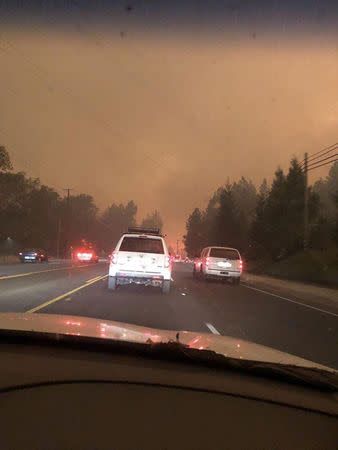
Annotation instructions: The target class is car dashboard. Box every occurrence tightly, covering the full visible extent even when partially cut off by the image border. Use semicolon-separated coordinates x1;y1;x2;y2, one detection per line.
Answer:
0;337;337;450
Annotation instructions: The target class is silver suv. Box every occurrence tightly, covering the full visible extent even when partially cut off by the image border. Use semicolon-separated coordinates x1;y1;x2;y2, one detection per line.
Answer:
193;246;243;285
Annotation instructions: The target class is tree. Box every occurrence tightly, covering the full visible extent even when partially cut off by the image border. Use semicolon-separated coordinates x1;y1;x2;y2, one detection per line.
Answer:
141;210;163;231
231;177;257;249
250;159;319;259
312;162;338;248
214;186;242;249
183;208;206;257
313;162;338;221
0;171;62;252
65;194;98;249
249;179;270;258
0;146;13;172
100;200;138;250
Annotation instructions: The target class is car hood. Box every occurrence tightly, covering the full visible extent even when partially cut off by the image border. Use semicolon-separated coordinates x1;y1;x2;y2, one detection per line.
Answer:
0;312;334;372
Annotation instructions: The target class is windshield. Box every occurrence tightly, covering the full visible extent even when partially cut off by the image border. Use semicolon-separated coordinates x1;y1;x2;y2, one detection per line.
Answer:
210;249;239;260
119;237;164;254
0;1;337;374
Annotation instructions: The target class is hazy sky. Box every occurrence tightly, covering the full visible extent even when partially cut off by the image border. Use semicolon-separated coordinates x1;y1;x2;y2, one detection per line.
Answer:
1;1;338;247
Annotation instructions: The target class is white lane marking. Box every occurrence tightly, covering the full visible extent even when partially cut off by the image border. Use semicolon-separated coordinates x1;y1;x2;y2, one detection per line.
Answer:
205;323;220;335
242;284;338;318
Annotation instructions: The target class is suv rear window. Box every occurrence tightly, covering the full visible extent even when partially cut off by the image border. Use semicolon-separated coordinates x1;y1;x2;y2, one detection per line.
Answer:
119;237;164;254
210;248;239;260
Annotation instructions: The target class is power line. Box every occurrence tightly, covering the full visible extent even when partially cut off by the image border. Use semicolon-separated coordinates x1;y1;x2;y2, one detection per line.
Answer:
301;146;337;169
301;142;338;166
306;153;338;170
307;158;338;172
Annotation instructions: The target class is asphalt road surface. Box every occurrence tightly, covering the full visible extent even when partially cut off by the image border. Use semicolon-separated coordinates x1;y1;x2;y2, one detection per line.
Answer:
0;260;337;369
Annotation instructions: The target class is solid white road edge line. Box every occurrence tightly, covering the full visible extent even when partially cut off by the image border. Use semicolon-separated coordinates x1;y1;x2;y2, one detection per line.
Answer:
242;283;338;318
205;323;220;335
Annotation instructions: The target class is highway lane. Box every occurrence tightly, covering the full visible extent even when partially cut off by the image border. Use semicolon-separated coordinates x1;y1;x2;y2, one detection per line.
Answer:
0;259;88;279
0;262;107;312
0;262;337;369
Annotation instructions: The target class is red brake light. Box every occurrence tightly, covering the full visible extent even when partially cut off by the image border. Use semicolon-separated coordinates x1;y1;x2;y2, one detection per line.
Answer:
34;253;38;256
164;256;170;268
205;257;210;266
77;252;81;258
19;252;23;256
111;253;118;264
239;260;243;270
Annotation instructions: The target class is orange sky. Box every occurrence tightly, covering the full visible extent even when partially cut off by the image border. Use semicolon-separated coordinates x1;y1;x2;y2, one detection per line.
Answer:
1;24;337;248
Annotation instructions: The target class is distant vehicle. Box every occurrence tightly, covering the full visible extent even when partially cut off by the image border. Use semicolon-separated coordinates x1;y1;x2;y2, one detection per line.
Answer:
193;246;243;285
18;249;48;263
108;227;172;294
75;248;99;263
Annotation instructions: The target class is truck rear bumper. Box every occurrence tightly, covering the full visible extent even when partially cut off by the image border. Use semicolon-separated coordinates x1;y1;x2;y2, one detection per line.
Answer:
116;272;164;287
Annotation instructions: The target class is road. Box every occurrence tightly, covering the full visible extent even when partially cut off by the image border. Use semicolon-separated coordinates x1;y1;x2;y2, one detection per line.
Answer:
0;260;337;369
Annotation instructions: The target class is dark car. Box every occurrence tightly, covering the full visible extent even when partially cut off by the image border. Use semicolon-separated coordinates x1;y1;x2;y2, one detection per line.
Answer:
18;249;48;263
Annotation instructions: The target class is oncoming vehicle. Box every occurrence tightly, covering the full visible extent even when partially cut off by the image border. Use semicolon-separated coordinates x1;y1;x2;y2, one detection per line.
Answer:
193;246;243;284
18;249;48;263
108;227;172;294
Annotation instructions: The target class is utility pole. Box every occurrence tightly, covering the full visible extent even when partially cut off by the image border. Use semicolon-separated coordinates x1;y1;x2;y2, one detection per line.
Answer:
64;188;73;203
56;219;61;259
63;188;73;259
303;153;309;251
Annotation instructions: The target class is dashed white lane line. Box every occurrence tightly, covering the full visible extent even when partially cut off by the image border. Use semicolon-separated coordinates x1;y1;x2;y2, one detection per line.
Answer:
242;284;338;318
205;323;221;335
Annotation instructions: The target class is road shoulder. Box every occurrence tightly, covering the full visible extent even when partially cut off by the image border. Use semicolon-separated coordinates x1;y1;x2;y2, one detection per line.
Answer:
242;273;338;316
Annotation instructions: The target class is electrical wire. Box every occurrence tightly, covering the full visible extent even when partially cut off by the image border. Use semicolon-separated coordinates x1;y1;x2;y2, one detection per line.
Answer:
306;153;338;169
307;158;338;172
301;143;338;167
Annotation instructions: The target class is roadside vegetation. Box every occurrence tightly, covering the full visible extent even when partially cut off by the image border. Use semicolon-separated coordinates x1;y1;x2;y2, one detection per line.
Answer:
184;158;338;286
0;147;163;256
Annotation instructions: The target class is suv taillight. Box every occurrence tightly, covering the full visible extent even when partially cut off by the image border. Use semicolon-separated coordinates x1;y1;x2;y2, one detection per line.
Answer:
205;257;210;266
164;256;170;268
239;260;243;270
111;253;118;264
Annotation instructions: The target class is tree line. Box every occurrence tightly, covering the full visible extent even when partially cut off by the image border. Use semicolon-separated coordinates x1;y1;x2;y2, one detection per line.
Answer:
0;147;163;255
184;158;338;260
